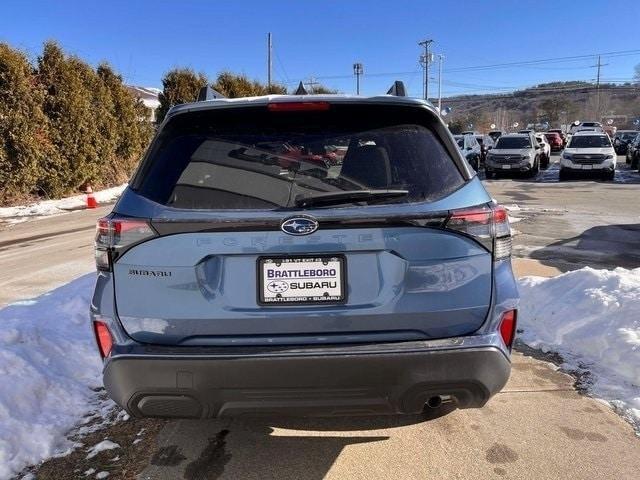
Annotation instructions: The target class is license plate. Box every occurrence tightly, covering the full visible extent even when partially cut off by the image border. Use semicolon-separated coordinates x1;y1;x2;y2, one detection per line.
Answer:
258;256;345;305
582;164;593;170
502;164;511;170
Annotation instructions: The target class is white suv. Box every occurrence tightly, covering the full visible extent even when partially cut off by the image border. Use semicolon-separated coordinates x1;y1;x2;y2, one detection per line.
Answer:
560;131;616;181
485;133;541;178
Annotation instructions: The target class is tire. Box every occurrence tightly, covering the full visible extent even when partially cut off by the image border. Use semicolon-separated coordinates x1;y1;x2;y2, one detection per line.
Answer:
603;170;615;181
528;158;539;178
632;155;639;170
541;155;550;170
559;168;569;181
485;170;496;179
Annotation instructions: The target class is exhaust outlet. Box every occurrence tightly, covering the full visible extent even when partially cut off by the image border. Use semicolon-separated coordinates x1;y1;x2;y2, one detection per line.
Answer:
426;396;443;409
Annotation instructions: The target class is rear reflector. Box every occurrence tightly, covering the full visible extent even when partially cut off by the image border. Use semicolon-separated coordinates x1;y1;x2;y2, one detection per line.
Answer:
499;310;517;348
268;102;331;112
93;321;113;359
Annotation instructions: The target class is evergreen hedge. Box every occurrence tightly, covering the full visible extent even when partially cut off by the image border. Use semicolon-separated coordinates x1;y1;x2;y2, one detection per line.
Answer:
0;41;152;204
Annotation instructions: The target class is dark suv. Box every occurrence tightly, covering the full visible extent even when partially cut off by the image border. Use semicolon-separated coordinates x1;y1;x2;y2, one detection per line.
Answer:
91;90;519;419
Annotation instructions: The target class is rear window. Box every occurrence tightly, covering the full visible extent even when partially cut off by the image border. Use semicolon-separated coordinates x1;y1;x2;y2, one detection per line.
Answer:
568;135;612;148
134;105;465;210
496;137;531;149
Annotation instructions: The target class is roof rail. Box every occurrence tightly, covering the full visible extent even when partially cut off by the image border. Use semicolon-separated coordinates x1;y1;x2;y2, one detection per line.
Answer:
294;81;309;95
197;86;226;101
386;81;407;97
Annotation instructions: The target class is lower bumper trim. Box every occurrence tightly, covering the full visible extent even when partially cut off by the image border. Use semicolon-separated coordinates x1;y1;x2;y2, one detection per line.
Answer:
103;346;511;418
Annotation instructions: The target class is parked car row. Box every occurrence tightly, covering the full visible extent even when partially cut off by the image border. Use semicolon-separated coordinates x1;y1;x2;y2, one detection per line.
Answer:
454;123;640;182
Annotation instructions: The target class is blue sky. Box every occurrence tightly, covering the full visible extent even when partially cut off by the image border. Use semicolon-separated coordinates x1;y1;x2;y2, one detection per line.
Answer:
1;0;639;97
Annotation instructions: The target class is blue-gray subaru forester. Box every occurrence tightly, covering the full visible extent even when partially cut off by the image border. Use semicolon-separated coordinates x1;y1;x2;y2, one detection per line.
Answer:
91;88;519;419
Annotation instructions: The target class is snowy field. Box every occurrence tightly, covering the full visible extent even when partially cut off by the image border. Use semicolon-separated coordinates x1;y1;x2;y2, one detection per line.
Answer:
0;267;639;477
0;185;126;225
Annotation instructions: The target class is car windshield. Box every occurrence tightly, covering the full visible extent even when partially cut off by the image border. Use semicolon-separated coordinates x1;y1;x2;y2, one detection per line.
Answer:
568;135;612;148
134;105;465;210
495;137;531;149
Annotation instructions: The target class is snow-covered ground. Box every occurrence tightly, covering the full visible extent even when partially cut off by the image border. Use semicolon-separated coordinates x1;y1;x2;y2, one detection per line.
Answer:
0;274;110;479
0;185;126;225
519;267;640;430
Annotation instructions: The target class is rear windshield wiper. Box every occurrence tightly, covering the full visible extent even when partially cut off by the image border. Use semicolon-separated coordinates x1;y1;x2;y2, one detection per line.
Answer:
294;189;409;208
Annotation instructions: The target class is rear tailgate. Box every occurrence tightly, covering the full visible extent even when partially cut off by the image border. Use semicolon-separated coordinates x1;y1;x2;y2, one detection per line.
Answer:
112;100;493;346
113;216;492;345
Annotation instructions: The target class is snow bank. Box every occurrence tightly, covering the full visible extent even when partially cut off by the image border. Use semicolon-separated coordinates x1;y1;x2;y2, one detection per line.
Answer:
0;274;105;479
519;267;640;427
0;185;126;224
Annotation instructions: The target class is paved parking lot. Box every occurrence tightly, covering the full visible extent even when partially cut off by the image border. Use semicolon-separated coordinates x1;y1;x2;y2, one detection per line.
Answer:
6;153;640;479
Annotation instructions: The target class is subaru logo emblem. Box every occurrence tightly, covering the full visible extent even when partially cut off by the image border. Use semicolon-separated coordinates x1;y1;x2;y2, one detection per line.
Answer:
281;216;319;236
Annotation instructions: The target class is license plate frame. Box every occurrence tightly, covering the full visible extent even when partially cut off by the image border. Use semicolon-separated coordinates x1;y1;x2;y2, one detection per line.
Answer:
501;164;511;170
257;255;347;305
582;164;593;170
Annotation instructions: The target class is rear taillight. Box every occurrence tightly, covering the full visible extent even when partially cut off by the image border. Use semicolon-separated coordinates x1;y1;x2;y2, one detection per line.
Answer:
93;321;113;359
445;204;511;260
95;216;156;271
499;310;517;348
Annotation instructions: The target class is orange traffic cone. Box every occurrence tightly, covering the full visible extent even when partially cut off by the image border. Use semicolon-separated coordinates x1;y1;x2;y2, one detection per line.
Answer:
85;185;98;209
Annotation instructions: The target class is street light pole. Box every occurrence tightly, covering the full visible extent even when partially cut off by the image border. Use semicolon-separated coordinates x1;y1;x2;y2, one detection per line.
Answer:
353;62;363;95
437;54;444;116
267;32;272;91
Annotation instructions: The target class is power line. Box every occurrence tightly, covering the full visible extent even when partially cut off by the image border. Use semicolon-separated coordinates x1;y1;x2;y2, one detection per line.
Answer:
279;48;640;85
445;49;640;73
440;84;638;103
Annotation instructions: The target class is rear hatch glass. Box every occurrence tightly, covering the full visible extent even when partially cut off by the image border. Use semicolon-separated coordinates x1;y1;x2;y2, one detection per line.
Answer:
133;104;465;210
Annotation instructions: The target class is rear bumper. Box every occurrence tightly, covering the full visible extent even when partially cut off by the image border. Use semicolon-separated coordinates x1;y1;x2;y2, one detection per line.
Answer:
103;341;511;418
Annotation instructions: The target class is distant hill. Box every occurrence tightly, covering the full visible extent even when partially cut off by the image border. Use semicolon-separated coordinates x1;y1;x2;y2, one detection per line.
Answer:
440;81;640;133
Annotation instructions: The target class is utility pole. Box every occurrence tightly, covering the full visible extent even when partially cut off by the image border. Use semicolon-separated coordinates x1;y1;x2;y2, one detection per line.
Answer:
267;33;273;91
353;62;363;95
437;54;444;115
592;55;608;120
418;39;434;101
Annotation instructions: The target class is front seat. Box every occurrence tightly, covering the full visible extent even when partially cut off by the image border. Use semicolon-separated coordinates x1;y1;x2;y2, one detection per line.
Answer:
340;145;392;188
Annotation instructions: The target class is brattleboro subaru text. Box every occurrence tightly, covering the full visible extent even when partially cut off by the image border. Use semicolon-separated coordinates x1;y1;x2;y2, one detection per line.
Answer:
91;91;519;419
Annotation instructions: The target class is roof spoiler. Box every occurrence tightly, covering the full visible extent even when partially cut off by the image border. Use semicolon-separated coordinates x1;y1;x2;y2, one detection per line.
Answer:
197;86;226;101
386;80;407;97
